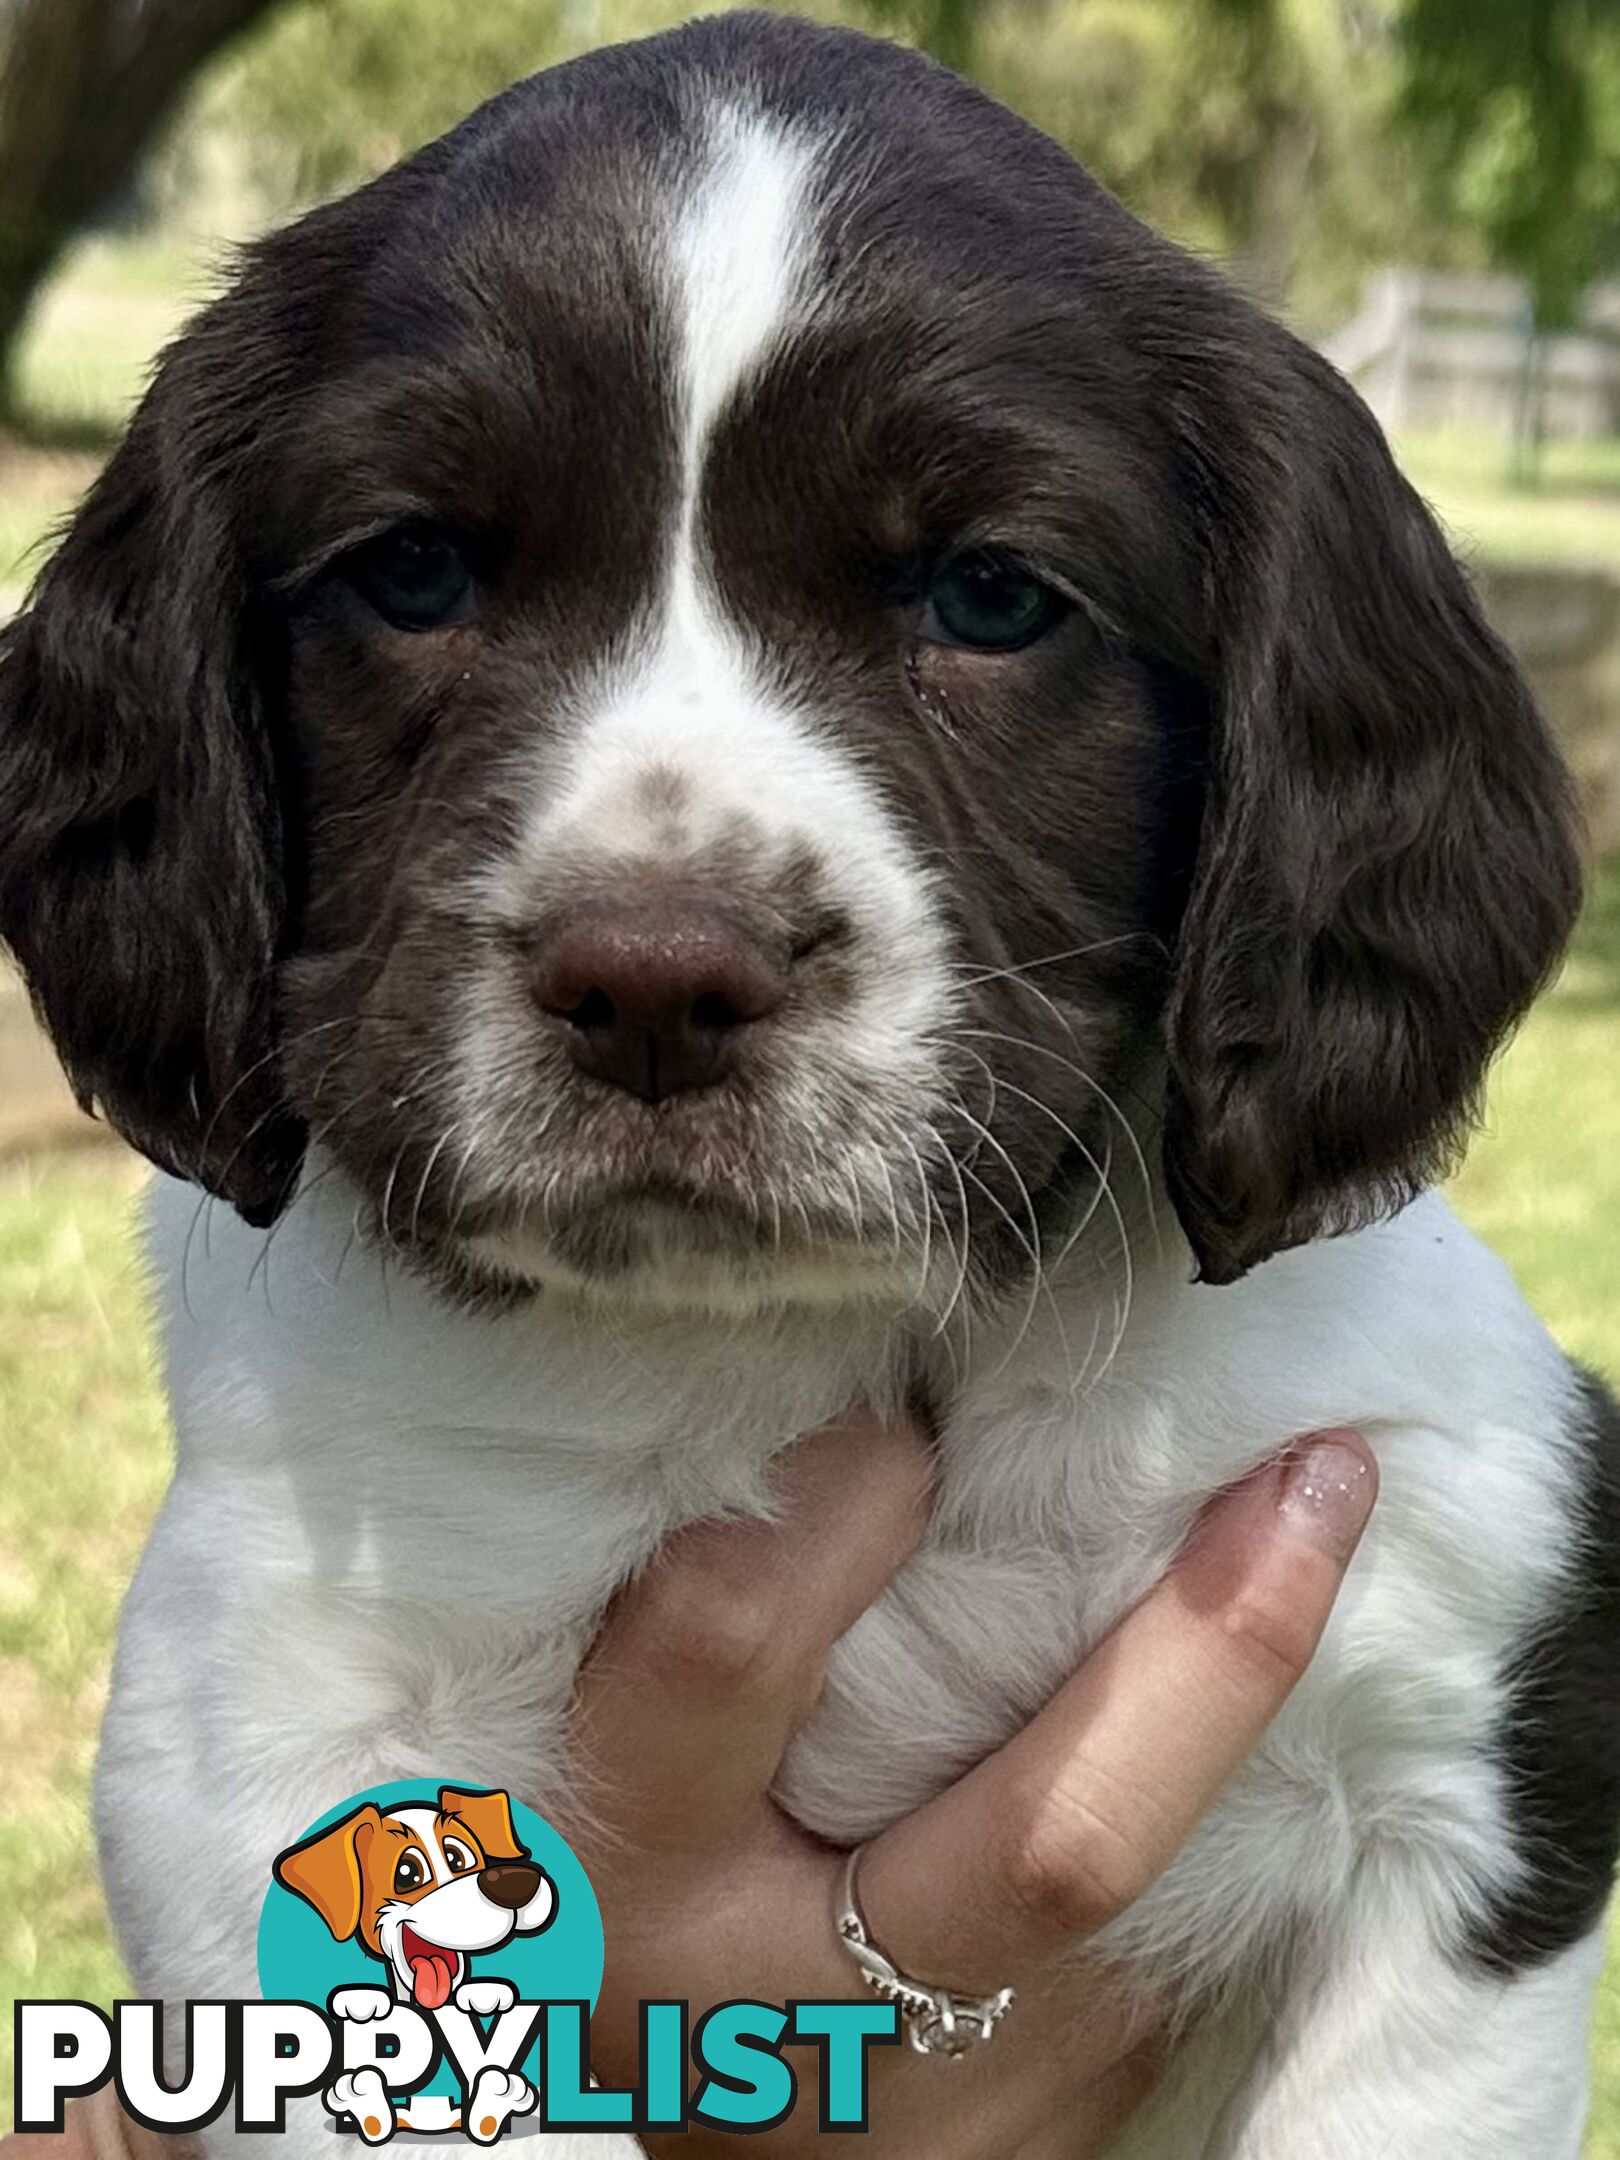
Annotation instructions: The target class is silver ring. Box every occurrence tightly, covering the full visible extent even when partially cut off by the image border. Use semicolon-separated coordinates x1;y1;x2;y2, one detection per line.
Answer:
832;1844;1015;2058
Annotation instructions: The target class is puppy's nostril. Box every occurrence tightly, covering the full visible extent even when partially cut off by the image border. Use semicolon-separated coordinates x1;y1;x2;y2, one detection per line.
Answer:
690;989;743;1031
565;985;617;1032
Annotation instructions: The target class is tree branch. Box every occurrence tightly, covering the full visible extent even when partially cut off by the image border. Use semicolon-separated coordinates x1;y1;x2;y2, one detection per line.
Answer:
0;0;288;401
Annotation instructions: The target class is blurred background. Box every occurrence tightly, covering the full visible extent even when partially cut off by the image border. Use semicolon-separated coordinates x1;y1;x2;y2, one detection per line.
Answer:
2;0;1620;2142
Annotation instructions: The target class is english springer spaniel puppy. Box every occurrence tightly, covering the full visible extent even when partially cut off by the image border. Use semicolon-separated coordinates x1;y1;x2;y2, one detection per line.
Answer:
1;13;1615;2155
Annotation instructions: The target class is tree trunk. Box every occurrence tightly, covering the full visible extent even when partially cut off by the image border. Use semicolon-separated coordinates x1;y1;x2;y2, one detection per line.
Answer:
0;0;287;409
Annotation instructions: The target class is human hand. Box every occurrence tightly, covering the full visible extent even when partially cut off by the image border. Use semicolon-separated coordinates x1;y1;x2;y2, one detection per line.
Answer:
568;1409;1377;2158
4;1416;1372;2160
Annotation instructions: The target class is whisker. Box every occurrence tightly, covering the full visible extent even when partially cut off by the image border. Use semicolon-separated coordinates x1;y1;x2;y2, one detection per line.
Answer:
954;1024;1162;1258
953;931;1167;991
963;1058;1135;1387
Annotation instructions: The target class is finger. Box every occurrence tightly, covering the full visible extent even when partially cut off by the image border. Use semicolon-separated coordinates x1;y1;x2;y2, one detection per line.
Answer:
854;1431;1376;1984
570;1405;932;1852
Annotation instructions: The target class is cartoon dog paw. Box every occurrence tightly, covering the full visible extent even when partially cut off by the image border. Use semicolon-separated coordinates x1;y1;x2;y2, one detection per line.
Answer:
325;2068;397;2144
330;1985;395;2024
453;1977;517;2017
463;2067;535;2144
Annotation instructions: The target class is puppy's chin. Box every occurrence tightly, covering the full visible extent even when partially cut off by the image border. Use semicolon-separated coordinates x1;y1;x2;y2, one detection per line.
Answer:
457;1189;933;1317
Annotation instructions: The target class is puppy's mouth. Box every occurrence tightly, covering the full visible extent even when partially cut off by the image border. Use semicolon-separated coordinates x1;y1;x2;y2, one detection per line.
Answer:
400;1923;463;2009
457;1164;924;1308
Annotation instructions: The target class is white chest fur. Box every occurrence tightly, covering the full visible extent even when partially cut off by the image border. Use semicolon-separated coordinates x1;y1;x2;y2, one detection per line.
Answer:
97;1172;1586;2153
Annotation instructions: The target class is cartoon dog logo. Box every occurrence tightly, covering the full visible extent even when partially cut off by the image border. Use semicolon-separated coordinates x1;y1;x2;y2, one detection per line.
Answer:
273;1786;555;2142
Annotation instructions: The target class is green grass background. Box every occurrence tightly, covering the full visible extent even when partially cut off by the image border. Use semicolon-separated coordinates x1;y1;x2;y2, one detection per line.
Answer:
2;238;1620;2143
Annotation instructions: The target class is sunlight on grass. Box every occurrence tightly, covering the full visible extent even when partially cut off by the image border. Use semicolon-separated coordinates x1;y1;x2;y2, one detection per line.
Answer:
1399;428;1620;578
1451;858;1620;1378
0;1149;166;2120
8;235;210;441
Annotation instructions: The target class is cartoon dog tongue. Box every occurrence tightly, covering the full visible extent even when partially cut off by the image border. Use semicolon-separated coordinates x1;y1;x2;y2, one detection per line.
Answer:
403;1931;457;2009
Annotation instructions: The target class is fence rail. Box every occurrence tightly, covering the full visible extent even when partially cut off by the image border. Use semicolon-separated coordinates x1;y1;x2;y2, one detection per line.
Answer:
1325;268;1620;441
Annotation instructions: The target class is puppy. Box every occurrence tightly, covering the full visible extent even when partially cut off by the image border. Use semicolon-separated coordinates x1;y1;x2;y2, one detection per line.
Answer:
2;14;1616;2157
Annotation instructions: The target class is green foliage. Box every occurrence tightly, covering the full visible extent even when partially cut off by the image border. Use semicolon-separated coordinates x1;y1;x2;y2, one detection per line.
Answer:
858;0;979;74
201;0;577;202
187;0;1423;334
200;0;874;206
1396;0;1620;326
957;0;1426;326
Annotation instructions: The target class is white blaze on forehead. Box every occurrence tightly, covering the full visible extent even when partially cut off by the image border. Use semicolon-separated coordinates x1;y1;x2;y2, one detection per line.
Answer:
671;104;820;492
501;96;920;909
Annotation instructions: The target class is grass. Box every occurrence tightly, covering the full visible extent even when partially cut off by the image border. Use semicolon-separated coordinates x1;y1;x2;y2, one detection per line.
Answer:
0;1148;168;2113
1450;858;1620;1370
1;866;1619;2136
1399;430;1620;580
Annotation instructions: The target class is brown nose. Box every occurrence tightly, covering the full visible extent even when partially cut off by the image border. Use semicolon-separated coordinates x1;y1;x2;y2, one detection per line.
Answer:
532;900;788;1101
478;1861;543;1911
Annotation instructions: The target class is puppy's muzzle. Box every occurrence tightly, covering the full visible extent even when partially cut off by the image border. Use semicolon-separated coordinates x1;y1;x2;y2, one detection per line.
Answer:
478;1860;545;1910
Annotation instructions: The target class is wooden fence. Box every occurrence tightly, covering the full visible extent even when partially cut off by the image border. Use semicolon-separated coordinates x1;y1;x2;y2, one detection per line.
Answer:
1325;269;1620;441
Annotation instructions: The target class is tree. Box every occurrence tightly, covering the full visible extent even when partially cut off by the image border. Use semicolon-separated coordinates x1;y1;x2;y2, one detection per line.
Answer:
1396;0;1620;329
0;0;290;410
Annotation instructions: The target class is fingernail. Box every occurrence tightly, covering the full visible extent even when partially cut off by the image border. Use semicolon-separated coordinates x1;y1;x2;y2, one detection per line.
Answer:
1277;1433;1376;1561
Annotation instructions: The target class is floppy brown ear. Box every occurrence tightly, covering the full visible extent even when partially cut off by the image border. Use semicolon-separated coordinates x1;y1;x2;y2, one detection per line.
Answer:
1163;336;1582;1284
273;1804;382;1941
438;1787;529;1864
0;284;305;1223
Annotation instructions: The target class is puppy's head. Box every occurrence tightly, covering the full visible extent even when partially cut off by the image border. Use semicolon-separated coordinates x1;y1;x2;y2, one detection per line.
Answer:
273;1787;551;2004
0;14;1580;1309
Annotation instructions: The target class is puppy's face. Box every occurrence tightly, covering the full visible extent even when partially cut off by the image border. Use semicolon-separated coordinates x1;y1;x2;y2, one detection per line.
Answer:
272;89;1186;1312
0;16;1580;1311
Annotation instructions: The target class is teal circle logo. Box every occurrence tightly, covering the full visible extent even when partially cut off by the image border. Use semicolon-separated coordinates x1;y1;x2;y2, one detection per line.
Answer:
257;1780;603;2113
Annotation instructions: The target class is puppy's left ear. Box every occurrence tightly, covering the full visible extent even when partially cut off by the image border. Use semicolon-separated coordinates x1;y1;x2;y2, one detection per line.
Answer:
438;1787;529;1864
0;282;304;1222
1164;336;1582;1283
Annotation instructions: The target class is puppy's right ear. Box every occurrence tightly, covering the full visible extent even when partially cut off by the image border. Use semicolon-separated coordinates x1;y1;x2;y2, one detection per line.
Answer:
0;297;305;1221
273;1804;383;1942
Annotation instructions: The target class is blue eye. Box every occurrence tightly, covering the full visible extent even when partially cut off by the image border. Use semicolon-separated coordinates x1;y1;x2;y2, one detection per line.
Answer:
920;549;1064;652
348;523;475;631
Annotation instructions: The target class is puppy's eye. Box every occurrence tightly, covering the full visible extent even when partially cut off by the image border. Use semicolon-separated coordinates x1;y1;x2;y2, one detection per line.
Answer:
347;523;475;631
443;1839;477;1874
393;1851;427;1894
920;549;1064;652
